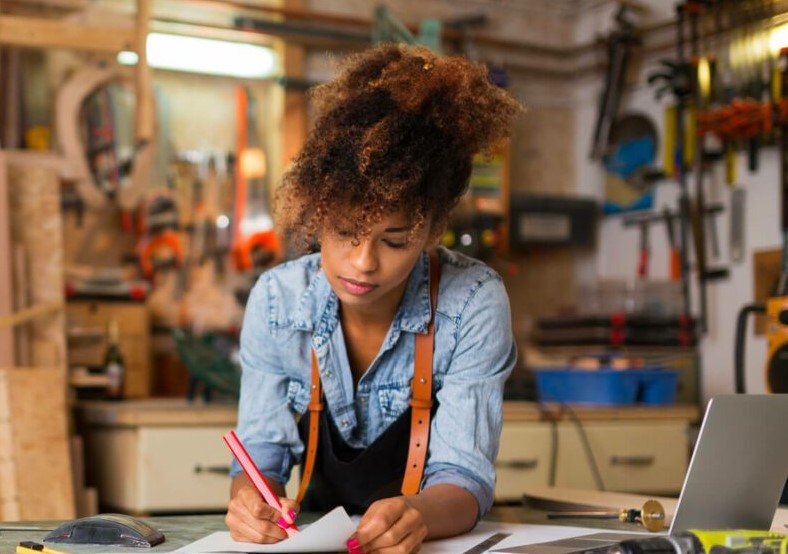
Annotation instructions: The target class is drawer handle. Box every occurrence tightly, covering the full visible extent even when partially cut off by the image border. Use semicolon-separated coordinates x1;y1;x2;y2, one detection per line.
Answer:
194;464;231;475
609;455;654;467
496;459;539;470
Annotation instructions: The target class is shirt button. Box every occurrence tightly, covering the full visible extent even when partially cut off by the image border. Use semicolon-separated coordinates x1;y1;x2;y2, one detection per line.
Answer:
341;419;349;427
324;371;332;379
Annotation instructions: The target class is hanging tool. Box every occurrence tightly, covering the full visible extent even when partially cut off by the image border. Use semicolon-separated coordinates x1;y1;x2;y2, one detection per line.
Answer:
135;194;184;279
664;207;682;281
647;5;696;321
637;220;650;279
729;187;746;264
687;0;716;334
547;500;666;533
372;5;443;51
231;86;281;272
590;5;640;160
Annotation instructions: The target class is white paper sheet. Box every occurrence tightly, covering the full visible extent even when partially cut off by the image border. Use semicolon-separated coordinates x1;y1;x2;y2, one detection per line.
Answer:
175;511;643;554
174;506;356;553
420;521;633;554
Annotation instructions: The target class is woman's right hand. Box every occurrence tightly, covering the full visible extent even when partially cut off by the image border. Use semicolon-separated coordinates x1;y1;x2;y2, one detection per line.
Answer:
225;480;299;543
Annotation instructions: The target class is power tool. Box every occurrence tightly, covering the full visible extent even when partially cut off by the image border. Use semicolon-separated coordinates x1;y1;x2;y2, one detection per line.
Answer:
611;530;788;554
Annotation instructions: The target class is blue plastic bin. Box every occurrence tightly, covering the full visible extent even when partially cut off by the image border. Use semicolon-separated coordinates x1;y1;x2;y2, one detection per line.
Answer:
636;368;679;405
534;367;679;406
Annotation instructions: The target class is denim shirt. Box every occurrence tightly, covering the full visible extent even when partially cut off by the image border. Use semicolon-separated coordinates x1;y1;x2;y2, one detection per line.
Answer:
230;246;516;516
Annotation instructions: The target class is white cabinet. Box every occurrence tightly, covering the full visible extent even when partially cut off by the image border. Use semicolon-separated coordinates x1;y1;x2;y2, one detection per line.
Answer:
84;425;234;513
494;403;698;502
79;400;239;514
554;421;689;494
79;400;301;514
495;422;553;500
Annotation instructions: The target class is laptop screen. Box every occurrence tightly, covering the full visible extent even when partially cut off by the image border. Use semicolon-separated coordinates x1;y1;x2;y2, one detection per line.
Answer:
669;394;788;533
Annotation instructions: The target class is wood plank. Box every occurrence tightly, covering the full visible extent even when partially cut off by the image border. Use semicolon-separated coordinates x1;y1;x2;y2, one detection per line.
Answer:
3;150;70;172
281;0;307;170
8;164;66;368
522;485;678;515
0;367;76;520
2;49;21;149
12;244;30;366
0;301;64;329
135;0;154;143
0;154;13;367
0;15;135;53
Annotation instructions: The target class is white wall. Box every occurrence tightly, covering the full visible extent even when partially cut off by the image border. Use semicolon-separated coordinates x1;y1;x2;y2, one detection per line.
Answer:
573;3;783;400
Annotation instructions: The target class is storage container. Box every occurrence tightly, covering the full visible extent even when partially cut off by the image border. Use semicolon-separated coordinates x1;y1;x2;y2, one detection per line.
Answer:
534;367;679;406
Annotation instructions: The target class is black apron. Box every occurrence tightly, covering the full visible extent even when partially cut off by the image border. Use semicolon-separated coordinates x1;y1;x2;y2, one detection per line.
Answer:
297;251;440;514
297;404;415;514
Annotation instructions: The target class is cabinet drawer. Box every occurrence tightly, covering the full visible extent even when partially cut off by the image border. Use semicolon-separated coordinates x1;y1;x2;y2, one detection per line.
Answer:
68;302;149;335
84;422;300;513
555;422;688;494
137;426;232;511
495;422;552;501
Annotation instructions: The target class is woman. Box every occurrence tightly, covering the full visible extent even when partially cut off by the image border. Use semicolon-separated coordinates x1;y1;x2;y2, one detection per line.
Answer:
226;43;522;554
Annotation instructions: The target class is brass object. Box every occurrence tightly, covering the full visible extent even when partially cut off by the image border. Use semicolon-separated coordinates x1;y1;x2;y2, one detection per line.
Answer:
547;499;666;533
619;499;665;532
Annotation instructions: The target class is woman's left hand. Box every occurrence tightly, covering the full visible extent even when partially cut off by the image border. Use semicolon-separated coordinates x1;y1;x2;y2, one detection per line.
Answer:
347;496;428;553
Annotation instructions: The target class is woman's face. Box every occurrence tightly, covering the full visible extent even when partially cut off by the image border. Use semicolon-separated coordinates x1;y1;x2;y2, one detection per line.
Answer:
319;212;432;315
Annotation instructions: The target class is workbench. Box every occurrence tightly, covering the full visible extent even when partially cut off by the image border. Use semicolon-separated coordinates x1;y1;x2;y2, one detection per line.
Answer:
75;400;699;514
0;501;657;553
1;491;786;554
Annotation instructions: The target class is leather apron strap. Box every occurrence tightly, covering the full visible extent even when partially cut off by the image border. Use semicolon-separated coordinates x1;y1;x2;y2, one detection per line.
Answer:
401;249;439;495
296;349;323;503
297;250;440;503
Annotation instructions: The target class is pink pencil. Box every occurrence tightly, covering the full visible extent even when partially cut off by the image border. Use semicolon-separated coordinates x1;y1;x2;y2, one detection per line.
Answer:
223;430;298;537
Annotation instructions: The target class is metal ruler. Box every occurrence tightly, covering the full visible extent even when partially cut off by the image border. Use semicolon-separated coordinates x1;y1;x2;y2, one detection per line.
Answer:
462;532;512;554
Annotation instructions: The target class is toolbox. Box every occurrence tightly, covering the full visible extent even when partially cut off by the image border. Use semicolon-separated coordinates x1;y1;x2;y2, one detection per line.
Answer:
534;367;679;406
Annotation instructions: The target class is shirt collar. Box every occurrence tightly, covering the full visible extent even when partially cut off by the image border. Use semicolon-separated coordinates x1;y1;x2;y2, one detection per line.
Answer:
396;250;433;334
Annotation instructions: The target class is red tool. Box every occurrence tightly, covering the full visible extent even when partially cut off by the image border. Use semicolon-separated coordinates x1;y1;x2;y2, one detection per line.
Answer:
664;208;681;281
637;220;650;279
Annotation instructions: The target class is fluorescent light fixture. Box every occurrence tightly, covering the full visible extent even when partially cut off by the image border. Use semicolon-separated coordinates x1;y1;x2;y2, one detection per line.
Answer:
118;33;277;79
772;23;788;56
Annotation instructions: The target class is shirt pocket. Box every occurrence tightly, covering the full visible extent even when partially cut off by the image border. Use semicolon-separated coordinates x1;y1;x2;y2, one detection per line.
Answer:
286;379;310;415
377;382;412;425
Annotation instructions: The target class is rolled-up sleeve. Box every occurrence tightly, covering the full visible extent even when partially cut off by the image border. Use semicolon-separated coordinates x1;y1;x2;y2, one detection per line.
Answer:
230;276;304;486
422;274;516;517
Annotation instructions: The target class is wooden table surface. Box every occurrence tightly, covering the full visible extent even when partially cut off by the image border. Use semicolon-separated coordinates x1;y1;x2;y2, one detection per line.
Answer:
1;499;786;553
0;504;640;553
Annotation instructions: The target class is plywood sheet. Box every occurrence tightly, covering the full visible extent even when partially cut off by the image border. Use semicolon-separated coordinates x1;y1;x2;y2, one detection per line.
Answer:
8;163;65;367
0;367;75;520
0;153;13;367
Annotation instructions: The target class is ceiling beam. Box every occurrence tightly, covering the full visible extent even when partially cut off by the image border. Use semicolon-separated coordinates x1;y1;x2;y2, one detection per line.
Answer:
0;14;135;52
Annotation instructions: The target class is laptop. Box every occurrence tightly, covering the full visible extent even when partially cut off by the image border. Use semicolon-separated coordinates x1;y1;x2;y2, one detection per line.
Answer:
496;394;788;554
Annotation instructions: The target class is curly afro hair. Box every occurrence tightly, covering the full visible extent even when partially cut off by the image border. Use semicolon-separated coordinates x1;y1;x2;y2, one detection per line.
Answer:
276;43;523;252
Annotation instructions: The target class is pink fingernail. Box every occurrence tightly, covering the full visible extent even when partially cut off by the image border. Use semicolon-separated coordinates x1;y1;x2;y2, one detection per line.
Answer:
346;537;359;549
276;516;288;529
287;509;296;523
